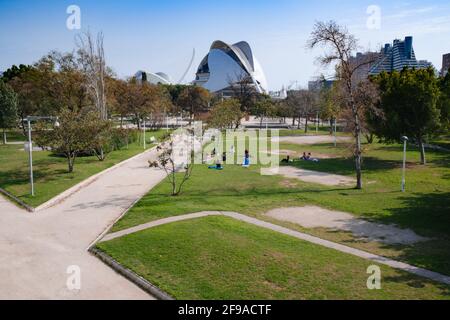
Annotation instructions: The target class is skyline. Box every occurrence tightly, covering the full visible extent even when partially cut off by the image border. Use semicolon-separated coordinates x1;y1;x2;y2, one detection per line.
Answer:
1;0;450;90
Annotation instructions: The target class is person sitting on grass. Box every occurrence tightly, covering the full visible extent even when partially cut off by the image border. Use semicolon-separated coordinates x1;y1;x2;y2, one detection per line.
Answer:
300;152;308;160
242;150;250;167
281;155;291;163
208;159;223;170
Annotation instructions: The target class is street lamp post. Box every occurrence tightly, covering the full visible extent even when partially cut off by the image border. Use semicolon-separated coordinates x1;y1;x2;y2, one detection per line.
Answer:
316;112;319;133
27;119;34;196
25;116;58;197
401;136;409;192
334;118;337;147
143;118;146;150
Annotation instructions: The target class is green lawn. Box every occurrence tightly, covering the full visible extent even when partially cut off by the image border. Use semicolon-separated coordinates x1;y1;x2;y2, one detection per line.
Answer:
111;137;450;276
278;126;346;137
97;216;450;300
3;129;27;142
0;129;168;207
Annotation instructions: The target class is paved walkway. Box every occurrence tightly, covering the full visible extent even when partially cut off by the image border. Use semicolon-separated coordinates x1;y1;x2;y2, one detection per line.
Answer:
102;211;450;286
0;148;166;299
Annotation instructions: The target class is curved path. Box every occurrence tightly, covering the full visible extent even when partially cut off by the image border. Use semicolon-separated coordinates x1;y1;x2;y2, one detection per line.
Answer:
101;211;450;286
0;148;166;299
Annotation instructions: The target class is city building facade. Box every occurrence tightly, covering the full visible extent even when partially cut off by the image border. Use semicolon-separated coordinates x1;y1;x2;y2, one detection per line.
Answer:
442;53;450;76
369;36;433;76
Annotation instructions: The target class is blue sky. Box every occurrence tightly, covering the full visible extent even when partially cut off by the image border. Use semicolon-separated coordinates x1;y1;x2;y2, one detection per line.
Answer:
1;0;449;90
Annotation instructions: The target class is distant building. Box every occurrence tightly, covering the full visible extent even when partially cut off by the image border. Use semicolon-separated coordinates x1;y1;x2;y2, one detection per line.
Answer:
193;40;268;97
349;51;380;83
308;79;334;92
369;36;433;76
442;53;450;76
269;86;288;100
135;70;172;85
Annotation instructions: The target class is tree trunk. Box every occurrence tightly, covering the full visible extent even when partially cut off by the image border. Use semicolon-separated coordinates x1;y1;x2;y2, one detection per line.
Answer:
353;110;363;190
305;116;308;133
329;119;333;135
68;155;75;173
418;136;426;165
2;129;6;145
292;117;296;126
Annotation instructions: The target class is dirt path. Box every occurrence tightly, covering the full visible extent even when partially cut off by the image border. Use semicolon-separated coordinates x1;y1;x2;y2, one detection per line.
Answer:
261;166;355;186
100;211;450;286
0;148;166;299
273;135;351;145
265;206;428;245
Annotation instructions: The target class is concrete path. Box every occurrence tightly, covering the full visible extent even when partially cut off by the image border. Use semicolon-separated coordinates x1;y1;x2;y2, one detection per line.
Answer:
102;211;450;286
0;148;166;299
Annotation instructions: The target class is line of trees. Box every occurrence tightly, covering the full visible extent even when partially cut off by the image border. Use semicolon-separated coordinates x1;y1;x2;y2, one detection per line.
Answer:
0;32;213;173
306;20;450;189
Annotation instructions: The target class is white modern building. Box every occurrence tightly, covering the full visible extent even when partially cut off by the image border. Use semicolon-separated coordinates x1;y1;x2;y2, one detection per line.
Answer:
193;40;268;96
135;70;173;85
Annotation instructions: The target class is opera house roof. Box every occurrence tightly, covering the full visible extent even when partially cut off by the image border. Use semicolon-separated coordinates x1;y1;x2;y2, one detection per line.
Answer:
194;40;268;94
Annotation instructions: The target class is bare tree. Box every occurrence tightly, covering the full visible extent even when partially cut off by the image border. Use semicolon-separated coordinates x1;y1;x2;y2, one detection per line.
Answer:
148;130;195;196
308;21;377;189
228;72;259;114
76;31;107;120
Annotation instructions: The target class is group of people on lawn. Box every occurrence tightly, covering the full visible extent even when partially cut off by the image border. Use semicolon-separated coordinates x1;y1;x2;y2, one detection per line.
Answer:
207;146;250;170
208;147;318;170
281;152;319;164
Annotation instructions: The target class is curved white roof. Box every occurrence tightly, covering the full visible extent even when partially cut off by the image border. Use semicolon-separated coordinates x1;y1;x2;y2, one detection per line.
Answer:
135;70;172;85
194;40;268;94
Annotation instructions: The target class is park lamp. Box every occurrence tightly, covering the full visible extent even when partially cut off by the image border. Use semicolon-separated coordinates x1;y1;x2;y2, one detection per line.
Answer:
24;115;59;197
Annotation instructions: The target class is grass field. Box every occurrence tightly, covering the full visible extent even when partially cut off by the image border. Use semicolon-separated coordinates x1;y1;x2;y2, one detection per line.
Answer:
110;135;450;276
97;216;450;300
0;129;168;207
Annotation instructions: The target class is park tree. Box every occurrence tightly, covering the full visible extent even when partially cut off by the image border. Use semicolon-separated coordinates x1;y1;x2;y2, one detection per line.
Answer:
0;81;18;144
308;21;378;189
438;72;450;132
229;72;259;114
35;108;99;173
251;94;276;129
208;98;242;130
8;65;50;133
177;86;211;124
371;68;441;164
1;64;32;83
318;84;342;134
148;129;195;196
76;31;108;120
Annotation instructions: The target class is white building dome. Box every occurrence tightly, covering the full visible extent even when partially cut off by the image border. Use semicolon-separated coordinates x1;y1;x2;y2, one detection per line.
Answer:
194;40;268;94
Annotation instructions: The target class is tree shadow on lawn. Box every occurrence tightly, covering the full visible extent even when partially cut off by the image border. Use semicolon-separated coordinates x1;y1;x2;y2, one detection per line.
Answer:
382;272;450;296
286;157;402;176
372;192;450;236
0;166;70;191
366;191;450;276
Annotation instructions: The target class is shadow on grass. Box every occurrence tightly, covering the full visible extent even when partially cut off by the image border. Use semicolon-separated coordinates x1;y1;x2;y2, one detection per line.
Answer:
285;156;402;176
383;272;450;296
